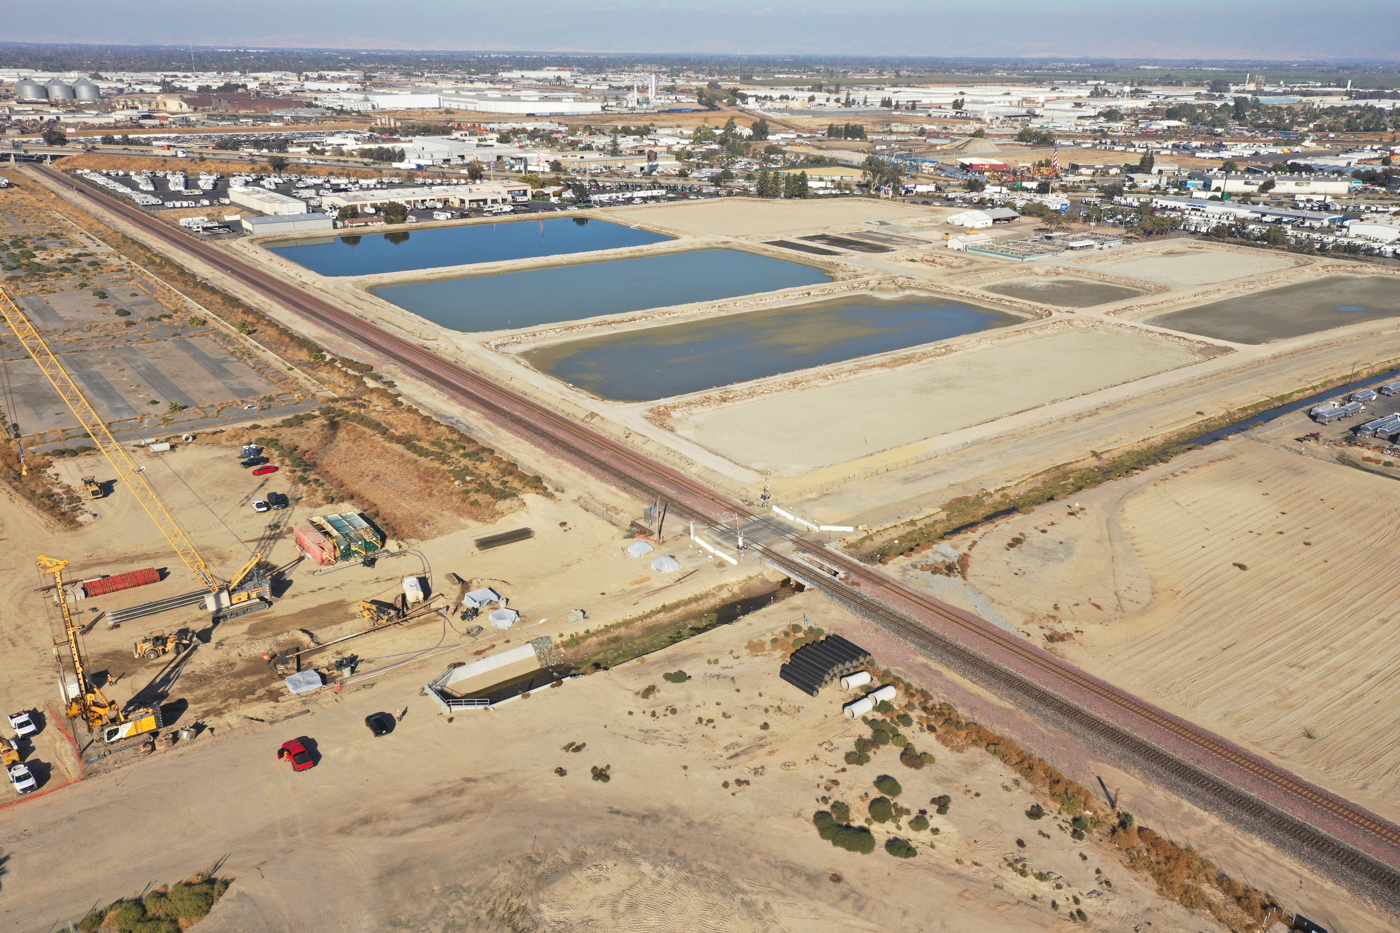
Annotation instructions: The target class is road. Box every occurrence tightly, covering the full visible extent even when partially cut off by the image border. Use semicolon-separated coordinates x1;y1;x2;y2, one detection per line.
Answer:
24;162;1400;896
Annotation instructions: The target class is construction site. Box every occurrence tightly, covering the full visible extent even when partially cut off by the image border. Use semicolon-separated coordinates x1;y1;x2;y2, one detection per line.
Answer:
2;156;1400;933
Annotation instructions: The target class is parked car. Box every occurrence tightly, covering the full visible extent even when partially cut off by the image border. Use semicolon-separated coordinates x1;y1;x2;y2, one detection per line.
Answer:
252;500;270;513
7;762;36;794
277;738;316;772
252;465;278;477
240;456;269;468
267;492;289;510
8;711;37;739
364;713;395;737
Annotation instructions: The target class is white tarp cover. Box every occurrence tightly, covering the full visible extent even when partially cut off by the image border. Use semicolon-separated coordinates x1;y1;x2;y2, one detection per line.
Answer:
285;670;324;694
651;555;682;573
489;607;520;629
462;587;503;609
626;540;655;558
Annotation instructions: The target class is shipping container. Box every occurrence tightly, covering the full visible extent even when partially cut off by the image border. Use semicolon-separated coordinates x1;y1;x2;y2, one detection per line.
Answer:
82;567;161;597
293;521;336;566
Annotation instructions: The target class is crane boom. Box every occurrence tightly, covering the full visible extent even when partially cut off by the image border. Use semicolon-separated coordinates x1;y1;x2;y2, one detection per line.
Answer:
0;286;219;592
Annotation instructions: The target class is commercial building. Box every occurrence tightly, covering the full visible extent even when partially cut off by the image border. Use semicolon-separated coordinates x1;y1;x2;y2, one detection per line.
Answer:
1346;216;1400;243
947;207;1020;228
228;187;309;216
241;213;335;236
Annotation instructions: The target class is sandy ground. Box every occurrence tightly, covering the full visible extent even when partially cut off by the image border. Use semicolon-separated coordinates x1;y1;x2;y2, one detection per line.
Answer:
1;592;1228;933
688;328;1205;473
918;436;1400;826
1076;244;1297;287
603;198;940;238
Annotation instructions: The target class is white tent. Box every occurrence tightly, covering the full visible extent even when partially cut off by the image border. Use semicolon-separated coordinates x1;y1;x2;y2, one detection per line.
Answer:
489;607;520;630
651;555;682;573
285;670;324;694
462;587;503;609
626;540;655;558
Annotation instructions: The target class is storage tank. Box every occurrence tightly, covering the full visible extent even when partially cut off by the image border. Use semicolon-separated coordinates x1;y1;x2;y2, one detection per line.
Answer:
71;78;101;101
870;684;897;703
45;78;76;101
840;670;872;691
293;520;335;566
14;78;48;102
843;696;875;719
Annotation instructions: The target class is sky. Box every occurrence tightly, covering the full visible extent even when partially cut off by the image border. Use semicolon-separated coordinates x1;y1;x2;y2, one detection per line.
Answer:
5;0;1399;61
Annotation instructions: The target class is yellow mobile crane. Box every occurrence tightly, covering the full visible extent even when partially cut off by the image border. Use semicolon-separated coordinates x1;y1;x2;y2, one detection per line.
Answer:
38;554;162;742
0;286;270;622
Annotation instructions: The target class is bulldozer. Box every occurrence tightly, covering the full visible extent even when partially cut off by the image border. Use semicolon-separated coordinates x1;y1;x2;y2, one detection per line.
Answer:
81;476;103;499
133;628;195;661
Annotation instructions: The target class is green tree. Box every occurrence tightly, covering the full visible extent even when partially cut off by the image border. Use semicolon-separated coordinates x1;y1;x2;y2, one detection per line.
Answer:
266;155;288;173
382;202;409;224
1137;151;1155;174
750;118;769;142
1221;159;1240;173
971;128;987;138
100;134;116;145
466;161;485;182
337;205;359;221
41;128;67;146
868;796;895;822
609;131;621;156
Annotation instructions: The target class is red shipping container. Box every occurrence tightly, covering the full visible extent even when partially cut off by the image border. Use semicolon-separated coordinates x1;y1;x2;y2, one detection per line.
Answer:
294;521;335;566
81;567;161;597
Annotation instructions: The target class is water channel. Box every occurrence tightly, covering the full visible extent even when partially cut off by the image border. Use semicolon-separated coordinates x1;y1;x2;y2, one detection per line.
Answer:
371;249;832;333
266;216;670;276
523;293;1022;401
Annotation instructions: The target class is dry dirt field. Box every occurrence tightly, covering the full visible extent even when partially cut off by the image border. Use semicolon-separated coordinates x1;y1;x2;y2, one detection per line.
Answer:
604;197;940;238
918;438;1400;826
686;327;1206;472
1073;244;1297;287
2;592;1238;933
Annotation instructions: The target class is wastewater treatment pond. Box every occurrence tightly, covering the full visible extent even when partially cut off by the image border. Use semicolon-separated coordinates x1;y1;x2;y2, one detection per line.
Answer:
265;216;670;276
1146;275;1400;343
982;277;1145;308
521;293;1022;401
370;249;832;332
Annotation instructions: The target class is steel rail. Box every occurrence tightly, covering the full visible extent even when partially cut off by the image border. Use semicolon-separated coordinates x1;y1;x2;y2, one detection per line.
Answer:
37;164;1400;886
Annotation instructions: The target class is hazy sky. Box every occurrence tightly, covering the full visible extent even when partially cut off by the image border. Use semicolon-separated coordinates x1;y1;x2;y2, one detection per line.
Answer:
7;0;1399;61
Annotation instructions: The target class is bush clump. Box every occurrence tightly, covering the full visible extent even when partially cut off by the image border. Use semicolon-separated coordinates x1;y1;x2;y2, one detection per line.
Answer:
830;800;851;823
76;879;228;933
844;750;870;766
931;794;952;815
885;837;918;859
662;671;690;683
899;745;926;769
873;774;903;797
814;809;876;854
1026;803;1046;820
908;814;930;832
868;796;895;823
590;764;612;782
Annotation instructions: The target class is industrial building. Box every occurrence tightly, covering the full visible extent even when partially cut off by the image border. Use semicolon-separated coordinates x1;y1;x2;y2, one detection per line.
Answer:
241;213;335;236
228;187;309;216
947;207;1020;228
319;182;530;213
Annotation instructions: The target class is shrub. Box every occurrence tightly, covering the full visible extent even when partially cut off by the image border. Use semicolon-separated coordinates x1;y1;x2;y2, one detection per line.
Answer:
908;814;930;832
853;737;873;754
813;810;838;839
875;700;895;714
115;308;131;317
874;775;903;797
931;794;951;815
590;764;612;782
662;671;689;683
77;913;106;933
872;730;891;745
831;825;876;854
830;800;851;823
844;750;870;766
891;734;909;748
760;722;769;731
1026;803;1045;820
920;752;936;765
132;921;179;933
899;746;925;769
896;713;913;727
868;796;894;823
107;902;147;932
885;837;918;859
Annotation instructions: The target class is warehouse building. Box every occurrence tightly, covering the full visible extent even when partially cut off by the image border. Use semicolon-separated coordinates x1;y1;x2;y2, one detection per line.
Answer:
241;213;335;236
229;187;309;216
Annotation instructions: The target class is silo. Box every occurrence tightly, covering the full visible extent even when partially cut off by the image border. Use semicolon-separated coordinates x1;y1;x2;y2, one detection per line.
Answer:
45;78;76;101
71;78;101;102
14;78;48;102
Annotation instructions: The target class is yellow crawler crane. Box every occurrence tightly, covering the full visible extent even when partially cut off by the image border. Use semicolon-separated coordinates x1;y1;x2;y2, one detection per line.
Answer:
40;554;164;742
0;286;270;621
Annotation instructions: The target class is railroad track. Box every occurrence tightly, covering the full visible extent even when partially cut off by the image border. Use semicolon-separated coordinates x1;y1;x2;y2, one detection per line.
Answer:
34;164;1400;892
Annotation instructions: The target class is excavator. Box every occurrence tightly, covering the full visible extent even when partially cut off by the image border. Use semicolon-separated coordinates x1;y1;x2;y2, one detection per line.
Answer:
0;286;272;623
39;555;162;743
